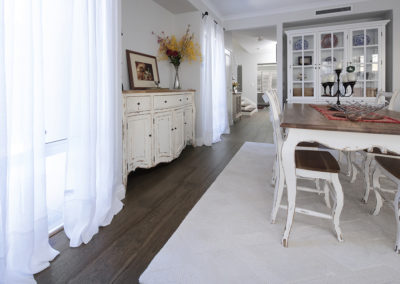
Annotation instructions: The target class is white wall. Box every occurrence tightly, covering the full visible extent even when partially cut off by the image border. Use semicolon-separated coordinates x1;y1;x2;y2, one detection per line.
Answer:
233;42;276;105
224;0;400;104
121;0;175;90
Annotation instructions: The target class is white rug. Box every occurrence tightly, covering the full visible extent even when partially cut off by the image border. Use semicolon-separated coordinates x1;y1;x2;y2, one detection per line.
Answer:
139;142;400;284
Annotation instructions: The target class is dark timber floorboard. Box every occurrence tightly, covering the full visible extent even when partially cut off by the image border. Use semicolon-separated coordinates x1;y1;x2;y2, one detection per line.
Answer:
35;109;273;284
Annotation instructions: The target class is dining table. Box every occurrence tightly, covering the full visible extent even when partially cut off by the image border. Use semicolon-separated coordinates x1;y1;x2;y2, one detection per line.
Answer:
279;103;400;250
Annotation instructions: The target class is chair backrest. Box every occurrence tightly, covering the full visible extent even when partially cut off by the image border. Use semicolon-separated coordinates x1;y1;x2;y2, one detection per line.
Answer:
388;90;400;111
262;90;284;164
375;92;387;105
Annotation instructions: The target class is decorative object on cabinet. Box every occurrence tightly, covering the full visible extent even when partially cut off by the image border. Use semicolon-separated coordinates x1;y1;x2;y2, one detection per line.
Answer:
294;38;308;50
153;25;201;89
324;56;336;62
321;34;338;48
232;81;239;93
353;34;371;46
298;56;312;65
122;89;196;186
126;50;160;89
286;20;388;103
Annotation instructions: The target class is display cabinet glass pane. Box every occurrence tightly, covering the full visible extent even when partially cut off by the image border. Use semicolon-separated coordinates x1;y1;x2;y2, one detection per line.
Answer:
304;82;314;97
352;30;365;47
303;65;314;82
366;46;379;64
333;49;345;69
293;68;302;82
333;32;344;48
366;29;379;46
304;35;313;51
293;83;302;97
293;36;303;51
320;33;332;49
353;82;364;97
351;47;364;64
366;63;379;82
366;81;378;98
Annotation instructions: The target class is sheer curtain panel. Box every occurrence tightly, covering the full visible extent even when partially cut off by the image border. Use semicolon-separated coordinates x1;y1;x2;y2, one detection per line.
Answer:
197;16;230;146
64;0;125;247
0;1;59;283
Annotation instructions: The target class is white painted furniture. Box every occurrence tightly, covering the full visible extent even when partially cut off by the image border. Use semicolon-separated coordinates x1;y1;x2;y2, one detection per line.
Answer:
232;92;242;122
122;90;195;186
286;20;389;103
265;91;343;242
280;104;400;250
372;156;400;253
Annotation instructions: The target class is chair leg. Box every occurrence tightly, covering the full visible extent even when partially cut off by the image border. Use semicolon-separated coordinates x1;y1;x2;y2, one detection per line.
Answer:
362;155;373;203
271;165;285;224
323;181;331;209
350;152;358;183
271;155;277;186
394;186;400;253
331;174;344;242
344;152;351;177
372;168;383;216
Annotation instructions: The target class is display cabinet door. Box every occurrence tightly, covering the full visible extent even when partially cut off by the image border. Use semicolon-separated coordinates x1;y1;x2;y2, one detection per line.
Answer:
318;30;348;99
126;114;152;169
154;111;173;164
289;33;316;100
349;27;381;99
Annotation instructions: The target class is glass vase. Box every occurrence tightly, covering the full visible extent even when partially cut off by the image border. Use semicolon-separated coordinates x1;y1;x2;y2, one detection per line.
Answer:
173;65;181;89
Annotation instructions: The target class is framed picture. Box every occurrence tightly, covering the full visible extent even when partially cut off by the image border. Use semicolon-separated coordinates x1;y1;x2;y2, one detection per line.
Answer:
126;50;160;89
298;56;312;65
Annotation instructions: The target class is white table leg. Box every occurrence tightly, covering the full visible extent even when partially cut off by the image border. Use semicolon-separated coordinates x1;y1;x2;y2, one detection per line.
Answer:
331;174;344;242
362;155;373;203
281;130;297;248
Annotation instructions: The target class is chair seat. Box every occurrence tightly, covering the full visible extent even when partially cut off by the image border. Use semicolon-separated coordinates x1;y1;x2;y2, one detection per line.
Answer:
375;156;400;179
295;150;340;173
364;147;400;156
298;142;320;148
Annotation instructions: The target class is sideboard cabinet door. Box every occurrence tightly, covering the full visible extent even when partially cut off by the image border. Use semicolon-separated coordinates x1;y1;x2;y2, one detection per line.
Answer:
154;111;174;164
126;114;152;169
173;108;185;157
184;106;193;145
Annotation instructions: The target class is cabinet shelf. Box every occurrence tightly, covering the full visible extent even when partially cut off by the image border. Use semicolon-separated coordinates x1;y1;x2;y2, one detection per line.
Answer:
292;49;314;53
293;65;313;68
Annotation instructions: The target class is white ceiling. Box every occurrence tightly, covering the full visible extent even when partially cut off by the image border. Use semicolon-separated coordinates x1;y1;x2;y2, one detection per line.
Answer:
203;0;370;20
153;0;198;14
232;26;277;54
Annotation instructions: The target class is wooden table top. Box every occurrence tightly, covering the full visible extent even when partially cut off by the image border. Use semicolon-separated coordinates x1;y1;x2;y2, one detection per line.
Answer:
281;103;400;135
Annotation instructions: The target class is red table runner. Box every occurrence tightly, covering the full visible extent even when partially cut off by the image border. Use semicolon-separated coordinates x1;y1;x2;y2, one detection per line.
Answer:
310;104;400;124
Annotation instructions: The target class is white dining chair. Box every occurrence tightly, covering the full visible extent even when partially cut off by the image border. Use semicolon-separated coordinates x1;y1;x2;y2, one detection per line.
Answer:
355;90;400;203
264;91;345;242
371;155;400;253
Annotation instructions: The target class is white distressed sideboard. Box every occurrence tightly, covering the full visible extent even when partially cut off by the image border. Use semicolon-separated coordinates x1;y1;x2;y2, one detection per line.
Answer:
122;89;196;186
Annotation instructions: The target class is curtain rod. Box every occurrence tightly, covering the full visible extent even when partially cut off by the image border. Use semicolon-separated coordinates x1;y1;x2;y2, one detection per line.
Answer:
201;11;218;25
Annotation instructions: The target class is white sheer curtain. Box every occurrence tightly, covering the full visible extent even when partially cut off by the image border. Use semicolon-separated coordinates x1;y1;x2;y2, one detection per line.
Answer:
197;16;230;146
0;1;59;283
64;0;124;247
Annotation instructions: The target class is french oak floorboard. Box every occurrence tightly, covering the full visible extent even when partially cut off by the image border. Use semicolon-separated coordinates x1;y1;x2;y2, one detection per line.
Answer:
35;109;272;284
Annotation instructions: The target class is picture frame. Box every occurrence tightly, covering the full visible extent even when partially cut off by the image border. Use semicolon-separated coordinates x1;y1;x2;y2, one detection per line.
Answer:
126;50;160;89
298;56;312;66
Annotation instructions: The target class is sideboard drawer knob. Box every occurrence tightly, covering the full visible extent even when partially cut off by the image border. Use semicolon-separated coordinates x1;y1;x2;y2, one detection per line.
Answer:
137;102;140;105
164;100;168;103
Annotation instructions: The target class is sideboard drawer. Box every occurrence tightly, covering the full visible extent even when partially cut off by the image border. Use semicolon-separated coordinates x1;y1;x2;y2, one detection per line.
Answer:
126;96;151;113
183;94;193;104
154;95;177;109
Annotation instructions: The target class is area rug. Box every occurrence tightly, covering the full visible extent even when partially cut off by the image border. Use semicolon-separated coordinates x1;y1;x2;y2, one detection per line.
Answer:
139;142;400;284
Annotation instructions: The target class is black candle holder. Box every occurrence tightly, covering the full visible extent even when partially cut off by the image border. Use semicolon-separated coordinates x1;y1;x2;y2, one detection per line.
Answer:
348;81;356;95
335;69;343;105
322;82;328;96
327;82;334;96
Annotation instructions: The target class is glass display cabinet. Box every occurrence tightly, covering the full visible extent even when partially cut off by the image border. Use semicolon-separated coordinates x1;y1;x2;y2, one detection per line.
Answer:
286;20;388;103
